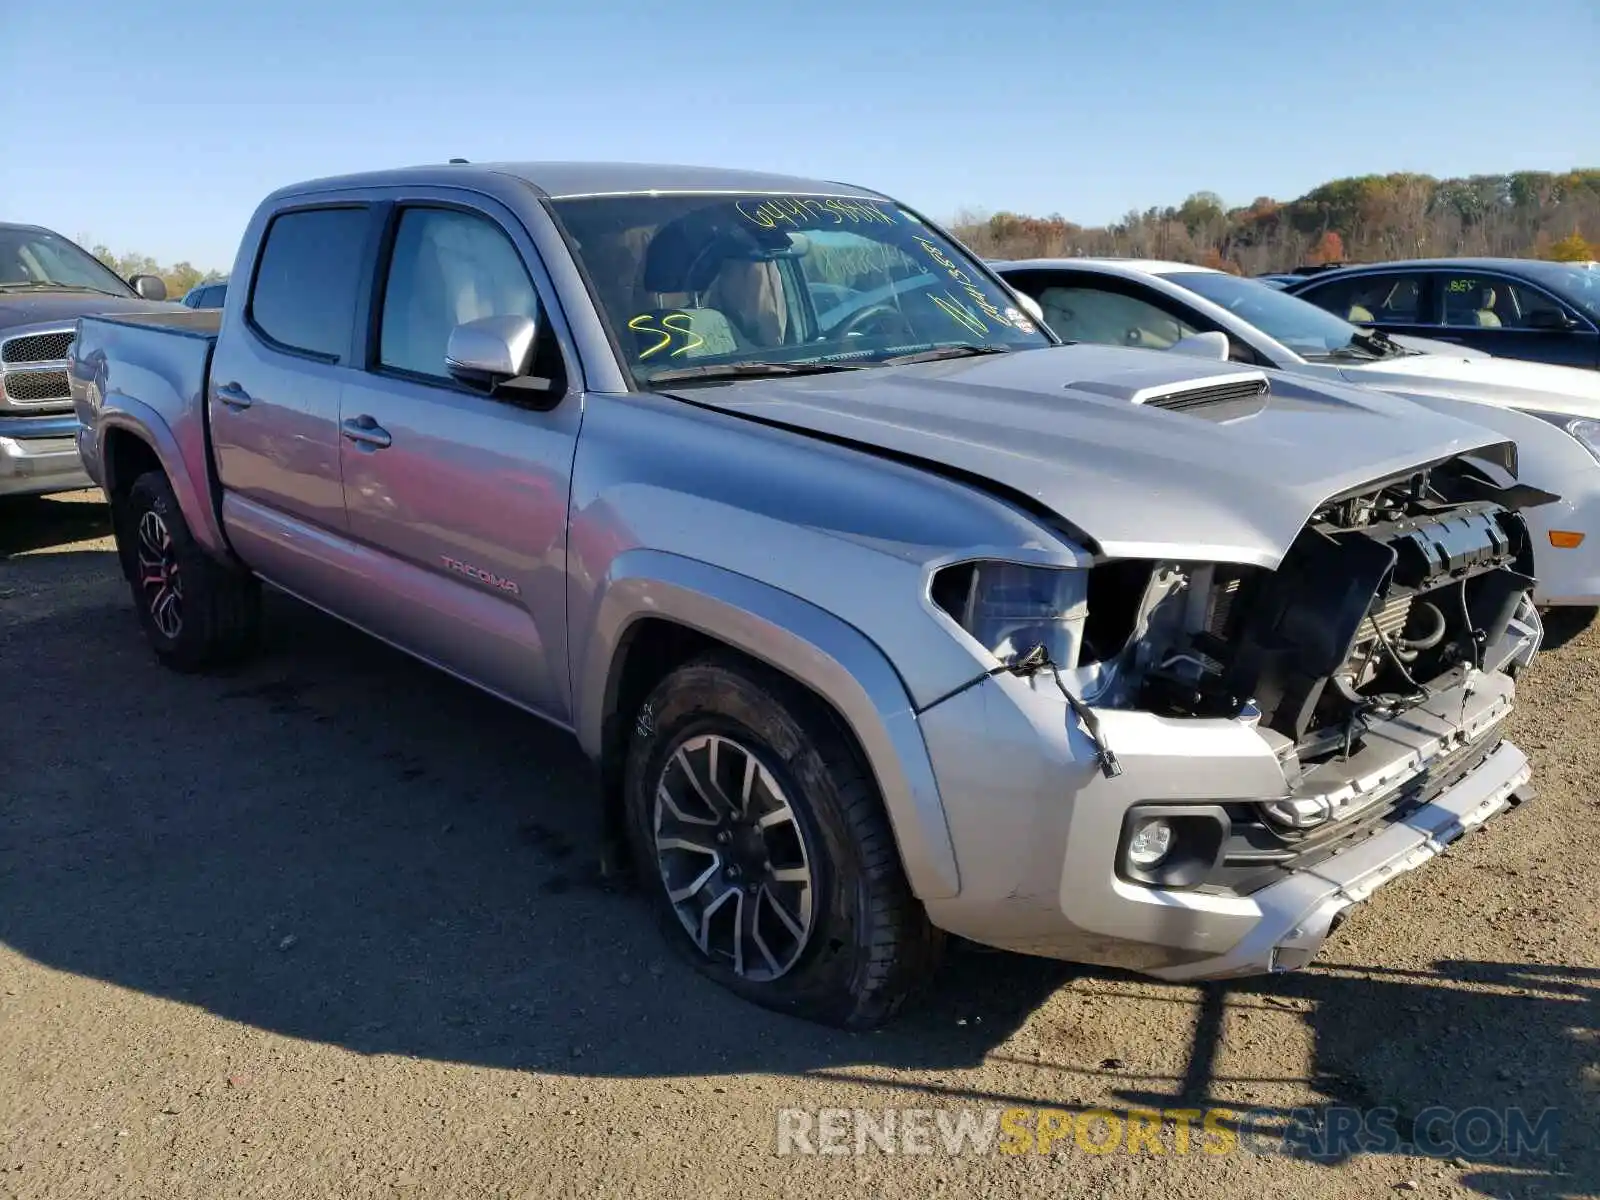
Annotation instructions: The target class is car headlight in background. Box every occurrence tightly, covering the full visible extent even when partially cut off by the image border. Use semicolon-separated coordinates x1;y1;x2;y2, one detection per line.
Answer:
930;560;1088;668
1519;408;1600;464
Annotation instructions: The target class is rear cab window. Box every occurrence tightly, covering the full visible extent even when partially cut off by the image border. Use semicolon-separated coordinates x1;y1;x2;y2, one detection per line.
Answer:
247;206;370;360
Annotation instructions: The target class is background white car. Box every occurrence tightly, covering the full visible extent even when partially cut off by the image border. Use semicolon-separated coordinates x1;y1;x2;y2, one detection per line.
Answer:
995;258;1600;612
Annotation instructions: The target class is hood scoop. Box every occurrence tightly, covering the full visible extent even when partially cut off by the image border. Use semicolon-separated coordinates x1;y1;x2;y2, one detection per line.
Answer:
1069;367;1271;421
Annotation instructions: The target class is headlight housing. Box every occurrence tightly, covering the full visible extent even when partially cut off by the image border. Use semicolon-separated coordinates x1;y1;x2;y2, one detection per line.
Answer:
1520;409;1600;464
931;560;1088;668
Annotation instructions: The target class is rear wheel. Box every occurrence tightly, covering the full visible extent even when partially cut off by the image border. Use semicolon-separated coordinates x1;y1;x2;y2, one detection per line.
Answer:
622;655;942;1028
118;470;261;672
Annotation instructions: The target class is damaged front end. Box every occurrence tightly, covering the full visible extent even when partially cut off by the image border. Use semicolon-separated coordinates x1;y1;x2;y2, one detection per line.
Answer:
931;450;1548;890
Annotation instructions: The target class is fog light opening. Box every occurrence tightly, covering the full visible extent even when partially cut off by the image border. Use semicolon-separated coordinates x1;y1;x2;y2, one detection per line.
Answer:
1126;818;1174;868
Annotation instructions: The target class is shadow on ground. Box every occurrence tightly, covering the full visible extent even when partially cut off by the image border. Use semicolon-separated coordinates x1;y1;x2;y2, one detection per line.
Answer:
1537;604;1599;652
0;492;111;558
1;535;1594;1197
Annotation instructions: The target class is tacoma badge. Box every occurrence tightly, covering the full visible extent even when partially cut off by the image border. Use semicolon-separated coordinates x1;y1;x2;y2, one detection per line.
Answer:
440;555;521;595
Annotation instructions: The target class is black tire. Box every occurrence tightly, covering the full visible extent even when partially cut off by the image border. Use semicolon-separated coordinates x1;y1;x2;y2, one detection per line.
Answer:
117;470;261;672
622;654;942;1028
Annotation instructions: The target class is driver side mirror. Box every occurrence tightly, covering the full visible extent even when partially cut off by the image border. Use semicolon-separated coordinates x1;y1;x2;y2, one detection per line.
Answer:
130;274;167;302
1015;293;1045;325
1526;308;1579;331
445;313;558;403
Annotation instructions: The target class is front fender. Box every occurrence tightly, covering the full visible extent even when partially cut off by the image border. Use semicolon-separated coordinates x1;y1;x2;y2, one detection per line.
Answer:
575;549;960;900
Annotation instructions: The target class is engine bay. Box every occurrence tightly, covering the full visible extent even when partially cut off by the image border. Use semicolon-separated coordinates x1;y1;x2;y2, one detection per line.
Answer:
1077;458;1543;763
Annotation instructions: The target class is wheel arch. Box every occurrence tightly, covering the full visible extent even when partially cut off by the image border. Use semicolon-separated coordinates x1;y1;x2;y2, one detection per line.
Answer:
576;550;960;900
96;407;232;564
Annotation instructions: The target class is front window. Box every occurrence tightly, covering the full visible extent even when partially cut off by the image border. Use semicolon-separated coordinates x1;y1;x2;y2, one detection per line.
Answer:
1033;284;1196;349
1517;262;1600;323
1163;270;1389;360
549;192;1052;385
0;227;135;296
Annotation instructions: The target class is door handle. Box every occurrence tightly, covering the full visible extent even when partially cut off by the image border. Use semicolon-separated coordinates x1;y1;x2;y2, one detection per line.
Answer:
215;382;253;409
341;415;392;450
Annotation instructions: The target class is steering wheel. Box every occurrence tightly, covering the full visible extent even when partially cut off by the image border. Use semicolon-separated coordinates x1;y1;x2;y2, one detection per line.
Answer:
830;302;913;340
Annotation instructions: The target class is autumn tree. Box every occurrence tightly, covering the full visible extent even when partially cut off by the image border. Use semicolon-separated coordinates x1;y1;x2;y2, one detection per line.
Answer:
1546;231;1595;262
83;239;225;298
1305;230;1346;265
949;167;1600;274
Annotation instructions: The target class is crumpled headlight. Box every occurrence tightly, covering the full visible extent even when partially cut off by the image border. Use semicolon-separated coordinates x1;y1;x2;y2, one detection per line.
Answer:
931;560;1088;668
1520;409;1600;464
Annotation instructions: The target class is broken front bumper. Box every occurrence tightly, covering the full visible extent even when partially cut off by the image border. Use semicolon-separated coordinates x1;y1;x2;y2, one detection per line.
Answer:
1146;737;1530;980
915;608;1540;979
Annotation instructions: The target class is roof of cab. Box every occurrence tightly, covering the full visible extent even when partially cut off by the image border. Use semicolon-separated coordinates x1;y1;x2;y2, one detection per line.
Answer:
993;257;1224;277
263;161;888;203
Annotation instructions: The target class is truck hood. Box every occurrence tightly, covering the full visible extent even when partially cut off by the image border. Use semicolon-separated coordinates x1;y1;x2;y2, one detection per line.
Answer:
666;344;1517;569
0;291;183;332
1341;352;1600;418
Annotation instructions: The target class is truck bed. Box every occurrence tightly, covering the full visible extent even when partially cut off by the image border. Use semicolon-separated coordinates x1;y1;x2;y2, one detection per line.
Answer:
89;308;223;337
70;310;226;553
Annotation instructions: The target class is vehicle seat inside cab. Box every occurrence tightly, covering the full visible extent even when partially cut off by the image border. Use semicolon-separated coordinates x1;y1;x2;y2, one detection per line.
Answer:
633;220;791;359
1444;280;1503;327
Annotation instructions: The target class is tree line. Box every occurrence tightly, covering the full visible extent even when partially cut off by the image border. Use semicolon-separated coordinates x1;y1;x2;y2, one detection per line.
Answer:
76;167;1599;294
949;169;1600;274
81;240;226;300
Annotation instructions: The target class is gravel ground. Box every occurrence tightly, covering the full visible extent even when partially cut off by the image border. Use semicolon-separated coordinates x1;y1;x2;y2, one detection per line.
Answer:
2;490;1596;1200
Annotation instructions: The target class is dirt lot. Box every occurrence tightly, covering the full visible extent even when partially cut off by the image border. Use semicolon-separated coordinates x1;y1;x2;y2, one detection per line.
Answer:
1;490;1596;1200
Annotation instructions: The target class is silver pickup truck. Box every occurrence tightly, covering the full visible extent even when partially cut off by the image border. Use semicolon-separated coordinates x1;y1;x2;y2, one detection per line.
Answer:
70;162;1547;1028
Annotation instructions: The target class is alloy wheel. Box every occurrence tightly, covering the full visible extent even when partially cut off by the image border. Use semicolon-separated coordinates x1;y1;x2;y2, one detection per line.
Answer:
136;509;183;639
652;732;817;981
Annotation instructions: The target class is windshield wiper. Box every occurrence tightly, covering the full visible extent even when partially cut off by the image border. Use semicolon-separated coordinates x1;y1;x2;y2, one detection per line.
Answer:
1351;328;1414;357
0;281;124;296
878;344;1013;366
1311;345;1384;363
644;360;871;385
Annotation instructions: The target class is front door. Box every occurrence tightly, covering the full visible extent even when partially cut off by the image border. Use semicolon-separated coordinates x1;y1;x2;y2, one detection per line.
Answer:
336;199;582;723
1436;271;1599;367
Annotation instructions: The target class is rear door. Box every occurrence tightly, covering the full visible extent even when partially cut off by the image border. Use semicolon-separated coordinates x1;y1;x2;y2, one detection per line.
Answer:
334;194;583;722
208;203;376;589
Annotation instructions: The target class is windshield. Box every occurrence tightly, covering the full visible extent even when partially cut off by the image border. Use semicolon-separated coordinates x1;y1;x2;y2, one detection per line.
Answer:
1519;261;1600;321
549;193;1053;385
0;227;135;295
1160;270;1390;360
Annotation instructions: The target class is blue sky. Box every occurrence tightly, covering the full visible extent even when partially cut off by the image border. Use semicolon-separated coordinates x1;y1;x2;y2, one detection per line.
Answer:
5;0;1596;273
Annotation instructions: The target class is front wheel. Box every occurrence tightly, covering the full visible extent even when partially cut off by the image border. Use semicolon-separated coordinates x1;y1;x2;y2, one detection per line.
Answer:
622;655;942;1028
117;470;261;672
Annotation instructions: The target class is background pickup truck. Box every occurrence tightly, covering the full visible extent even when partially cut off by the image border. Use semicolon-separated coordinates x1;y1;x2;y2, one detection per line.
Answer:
71;161;1547;1028
0;222;175;499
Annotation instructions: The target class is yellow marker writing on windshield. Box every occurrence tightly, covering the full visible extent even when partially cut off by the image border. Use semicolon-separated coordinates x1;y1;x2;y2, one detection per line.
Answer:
931;292;991;337
660;313;707;358
629;313;674;360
